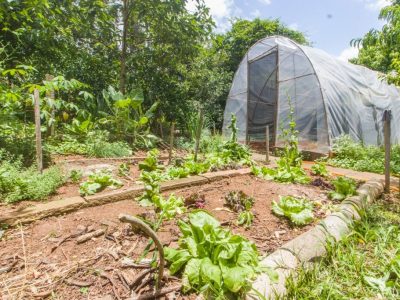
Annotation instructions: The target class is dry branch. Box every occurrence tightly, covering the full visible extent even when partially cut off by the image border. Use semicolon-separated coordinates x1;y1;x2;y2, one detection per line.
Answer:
76;229;106;244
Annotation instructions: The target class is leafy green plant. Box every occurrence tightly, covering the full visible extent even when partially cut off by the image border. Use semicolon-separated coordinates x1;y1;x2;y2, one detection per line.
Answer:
225;191;254;213
272;196;314;226
251;101;310;184
328;176;357;201
326;135;400;176
0;160;65;203
138;149;164;172
164;210;262;298
118;163;130;177
225;190;255;228
79;169;122;196
238;210;254;228
221;114;251;164
69;170;83;183
311;162;329;177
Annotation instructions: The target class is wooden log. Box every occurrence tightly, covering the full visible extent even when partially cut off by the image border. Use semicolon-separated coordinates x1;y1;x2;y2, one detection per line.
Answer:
168;122;175;165
265;125;270;164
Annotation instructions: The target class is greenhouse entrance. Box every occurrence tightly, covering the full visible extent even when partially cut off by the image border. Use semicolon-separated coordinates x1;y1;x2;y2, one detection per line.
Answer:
247;50;278;146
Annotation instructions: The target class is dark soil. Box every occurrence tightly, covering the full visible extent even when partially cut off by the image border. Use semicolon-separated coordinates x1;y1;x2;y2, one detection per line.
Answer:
0;175;331;299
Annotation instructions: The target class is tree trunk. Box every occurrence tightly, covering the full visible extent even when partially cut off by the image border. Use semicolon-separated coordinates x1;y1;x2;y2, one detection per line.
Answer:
119;0;129;94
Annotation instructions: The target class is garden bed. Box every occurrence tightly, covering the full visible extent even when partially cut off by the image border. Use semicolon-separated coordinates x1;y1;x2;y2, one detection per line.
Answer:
0;174;333;299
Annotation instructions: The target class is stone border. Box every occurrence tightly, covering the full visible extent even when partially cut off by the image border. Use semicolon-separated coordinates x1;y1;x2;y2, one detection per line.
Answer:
247;179;384;300
0;168;251;226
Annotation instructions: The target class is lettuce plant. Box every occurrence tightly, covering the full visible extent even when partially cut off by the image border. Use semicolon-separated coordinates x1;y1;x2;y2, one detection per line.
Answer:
272;195;314;226
164;210;262;299
328;176;357;201
79;169;122;196
311;162;329;177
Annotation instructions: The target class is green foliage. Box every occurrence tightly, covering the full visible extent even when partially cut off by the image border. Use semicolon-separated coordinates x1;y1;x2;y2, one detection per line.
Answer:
138;149;164;172
118;163;130;177
0;160;65;203
311;162;329;177
328;176;357;201
215;18;309;74
237;210;254;229
252;100;310;185
164;210;262;298
79;169;122;196
46;131;133;158
272;196;314;226
285;202;400;299
221;114;251;164
352;1;400;85
224;191;254;213
69;170;82;183
327;135;400;175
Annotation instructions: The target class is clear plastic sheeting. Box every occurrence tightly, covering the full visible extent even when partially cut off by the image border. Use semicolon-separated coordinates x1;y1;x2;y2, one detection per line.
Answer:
223;36;400;153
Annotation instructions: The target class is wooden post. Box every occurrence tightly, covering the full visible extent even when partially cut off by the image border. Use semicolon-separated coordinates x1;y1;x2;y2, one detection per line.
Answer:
45;74;55;136
34;89;43;173
168;122;175;165
265;125;270;164
383;110;391;193
194;110;204;162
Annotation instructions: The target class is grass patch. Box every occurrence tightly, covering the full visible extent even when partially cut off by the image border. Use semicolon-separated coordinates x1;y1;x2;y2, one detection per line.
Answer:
0;160;65;203
285;200;400;299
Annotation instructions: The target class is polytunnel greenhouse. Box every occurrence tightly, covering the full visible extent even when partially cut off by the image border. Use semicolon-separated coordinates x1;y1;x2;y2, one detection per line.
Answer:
222;35;400;153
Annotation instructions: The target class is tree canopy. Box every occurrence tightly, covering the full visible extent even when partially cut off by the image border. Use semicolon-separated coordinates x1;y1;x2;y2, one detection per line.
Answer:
352;0;400;85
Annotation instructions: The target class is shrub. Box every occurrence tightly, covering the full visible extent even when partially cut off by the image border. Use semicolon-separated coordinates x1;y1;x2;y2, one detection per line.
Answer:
0;160;65;203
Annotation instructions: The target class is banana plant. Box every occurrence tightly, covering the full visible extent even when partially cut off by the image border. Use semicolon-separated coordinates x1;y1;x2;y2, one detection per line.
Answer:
99;86;159;148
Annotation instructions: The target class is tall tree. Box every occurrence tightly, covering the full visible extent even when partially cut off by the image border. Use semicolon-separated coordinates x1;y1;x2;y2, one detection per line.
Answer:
214;18;309;73
352;0;400;85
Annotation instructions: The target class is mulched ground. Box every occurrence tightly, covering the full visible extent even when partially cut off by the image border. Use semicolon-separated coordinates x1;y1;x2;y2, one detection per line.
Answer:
0;174;334;299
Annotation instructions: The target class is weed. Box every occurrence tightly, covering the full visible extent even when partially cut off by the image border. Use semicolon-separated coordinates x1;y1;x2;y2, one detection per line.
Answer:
69;169;83;183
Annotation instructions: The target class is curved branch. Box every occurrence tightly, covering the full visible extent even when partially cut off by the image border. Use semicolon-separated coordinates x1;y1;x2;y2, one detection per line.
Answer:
118;214;164;290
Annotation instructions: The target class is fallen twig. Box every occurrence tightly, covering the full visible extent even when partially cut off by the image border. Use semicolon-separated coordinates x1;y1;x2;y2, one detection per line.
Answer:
76;229;106;244
130;268;155;289
64;278;93;287
99;271;121;300
120;257;151;269
0;260;18;274
130;284;182;300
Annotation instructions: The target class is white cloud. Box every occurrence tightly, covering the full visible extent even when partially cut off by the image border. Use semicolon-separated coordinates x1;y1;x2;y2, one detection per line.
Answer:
338;46;359;61
186;0;239;32
288;23;299;31
258;0;272;5
250;9;261;18
359;0;390;10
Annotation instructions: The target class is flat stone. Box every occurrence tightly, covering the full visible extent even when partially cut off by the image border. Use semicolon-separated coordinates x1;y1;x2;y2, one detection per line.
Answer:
259;248;299;270
339;202;361;220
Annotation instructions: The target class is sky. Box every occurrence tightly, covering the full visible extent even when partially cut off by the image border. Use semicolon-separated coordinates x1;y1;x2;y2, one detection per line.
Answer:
187;0;390;61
